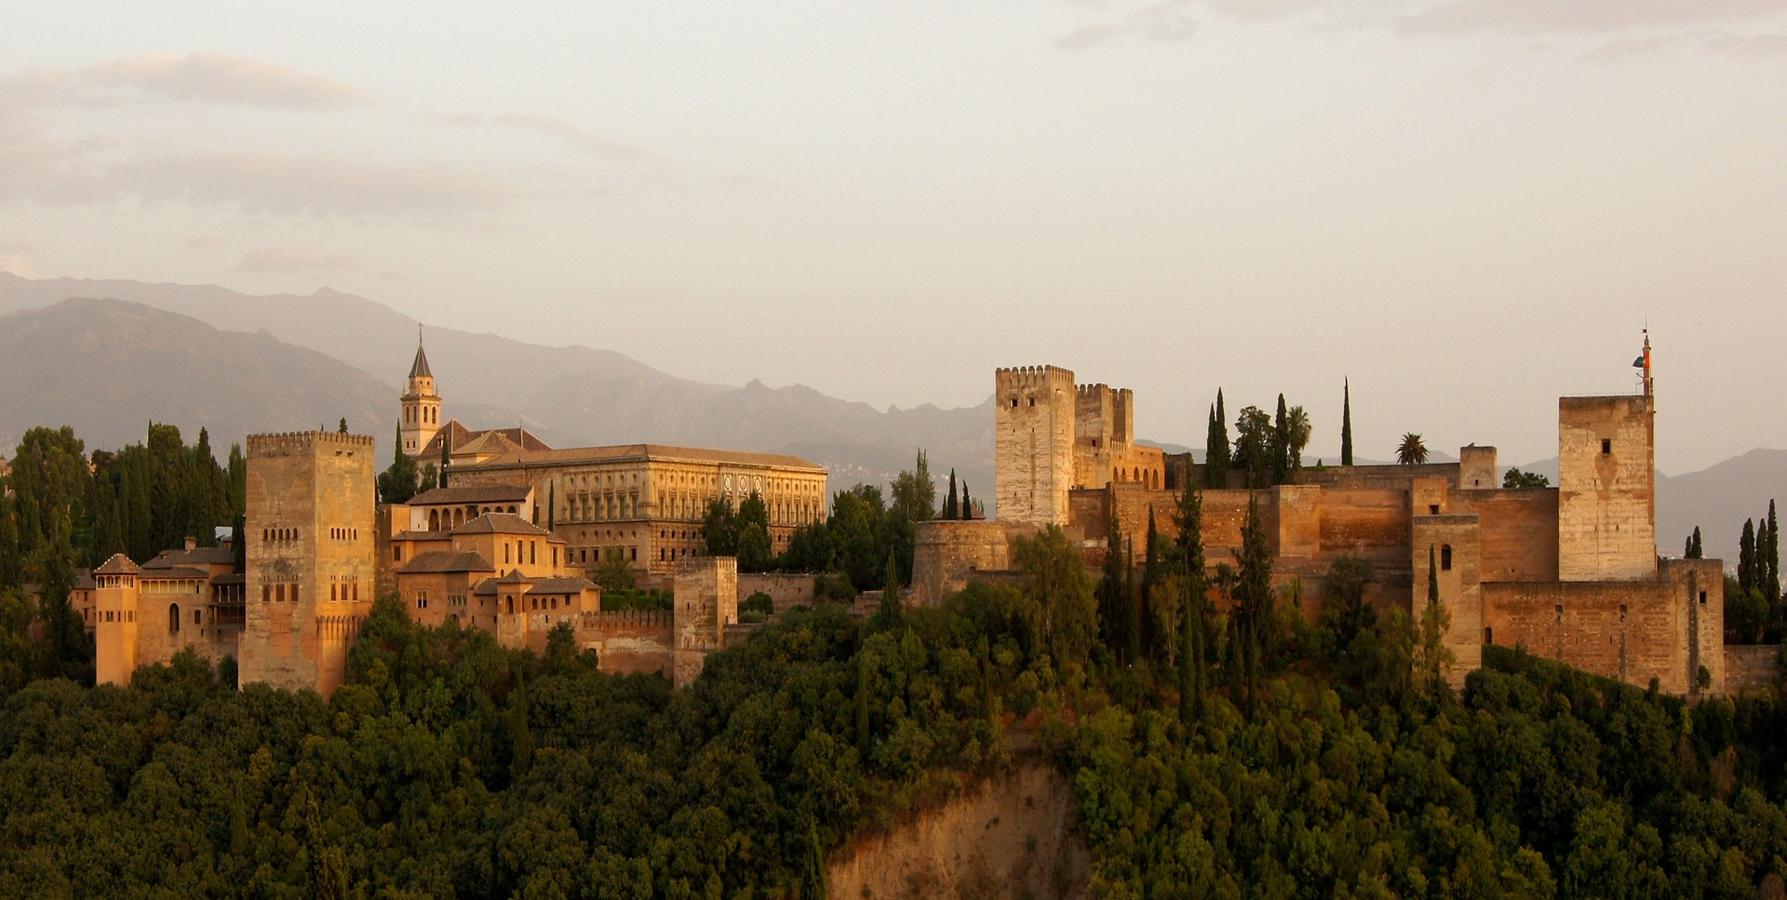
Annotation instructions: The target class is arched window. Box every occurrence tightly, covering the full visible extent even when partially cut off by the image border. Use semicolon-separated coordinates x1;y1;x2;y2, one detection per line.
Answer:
506;595;515;614
169;603;181;634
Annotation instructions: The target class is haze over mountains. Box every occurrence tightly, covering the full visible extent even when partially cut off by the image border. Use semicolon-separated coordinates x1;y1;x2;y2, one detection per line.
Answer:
0;273;995;498
1;272;1780;566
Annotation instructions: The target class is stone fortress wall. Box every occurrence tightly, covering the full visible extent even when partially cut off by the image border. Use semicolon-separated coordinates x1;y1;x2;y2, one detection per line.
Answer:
919;357;1738;697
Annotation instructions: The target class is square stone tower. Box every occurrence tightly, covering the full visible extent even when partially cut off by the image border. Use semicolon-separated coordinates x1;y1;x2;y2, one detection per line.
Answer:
1557;395;1656;581
995;366;1077;526
240;431;377;696
672;556;738;688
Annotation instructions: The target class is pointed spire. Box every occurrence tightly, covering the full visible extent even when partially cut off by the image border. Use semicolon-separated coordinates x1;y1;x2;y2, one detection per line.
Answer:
409;324;432;380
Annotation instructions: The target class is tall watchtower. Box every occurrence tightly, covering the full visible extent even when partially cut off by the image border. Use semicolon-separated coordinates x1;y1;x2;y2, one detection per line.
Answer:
1557;334;1657;581
401;331;441;458
239;430;377;696
93;554;142;687
995;366;1077;526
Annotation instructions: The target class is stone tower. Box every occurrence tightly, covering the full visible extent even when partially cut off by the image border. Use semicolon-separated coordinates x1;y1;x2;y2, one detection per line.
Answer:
1556;340;1657;582
239;431;377;696
995;366;1076;526
92;554;142;687
401;332;441;458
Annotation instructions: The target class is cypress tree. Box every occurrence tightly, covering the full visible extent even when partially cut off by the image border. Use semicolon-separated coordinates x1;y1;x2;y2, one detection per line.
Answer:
1174;474;1206;723
960;480;972;521
1124;536;1140;665
438;430;451;488
1206;391;1231;488
337;417;347;434
1142;507;1161;658
1099;516;1126;653
944;469;958;520
547;482;556;531
855;654;872;756
1271;394;1290;485
1341;378;1354;466
1740;519;1756;594
872;551;903;630
1768;499;1780;601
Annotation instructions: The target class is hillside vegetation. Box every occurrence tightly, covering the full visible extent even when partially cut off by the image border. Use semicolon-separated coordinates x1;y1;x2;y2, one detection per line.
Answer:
4;515;1787;896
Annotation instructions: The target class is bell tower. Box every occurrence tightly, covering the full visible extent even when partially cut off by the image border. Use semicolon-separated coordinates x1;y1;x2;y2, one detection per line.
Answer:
401;326;441;458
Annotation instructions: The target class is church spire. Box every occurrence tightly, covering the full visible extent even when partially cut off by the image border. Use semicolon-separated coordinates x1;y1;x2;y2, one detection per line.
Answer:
409;325;432;380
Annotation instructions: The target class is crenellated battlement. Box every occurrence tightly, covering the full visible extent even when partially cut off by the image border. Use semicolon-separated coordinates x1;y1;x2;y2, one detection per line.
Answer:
995;365;1076;394
580;609;673;628
248;431;375;456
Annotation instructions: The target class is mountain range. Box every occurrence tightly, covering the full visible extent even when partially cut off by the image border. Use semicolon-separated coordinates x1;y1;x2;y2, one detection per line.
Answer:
1;272;1780;567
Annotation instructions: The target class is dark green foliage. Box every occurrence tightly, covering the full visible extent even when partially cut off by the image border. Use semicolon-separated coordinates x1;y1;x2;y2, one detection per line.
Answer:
592;554;638;593
1505;467;1551;488
740;591;774;623
1271;394;1291;485
735;492;772;573
377;424;420;504
701;497;738;557
1097;516;1127;655
1205;392;1230;488
872;551;903;631
1340;378;1353;466
943;469;959;520
1397;432;1429;465
889;450;935;523
1230;495;1273;714
1233;406;1273;489
959;480;973;521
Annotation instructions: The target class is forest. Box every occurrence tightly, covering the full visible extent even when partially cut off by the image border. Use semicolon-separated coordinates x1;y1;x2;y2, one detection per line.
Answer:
5;427;1787;896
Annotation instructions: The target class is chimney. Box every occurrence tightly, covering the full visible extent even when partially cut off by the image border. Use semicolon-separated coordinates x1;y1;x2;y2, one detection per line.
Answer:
184;536;197;551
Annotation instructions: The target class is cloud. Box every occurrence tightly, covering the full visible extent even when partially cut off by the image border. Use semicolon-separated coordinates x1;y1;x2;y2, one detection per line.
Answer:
235;246;363;273
0;244;38;278
0;52;368;109
2;142;510;219
1398;0;1787;36
441;112;656;162
1579;29;1787;62
1053;0;1198;51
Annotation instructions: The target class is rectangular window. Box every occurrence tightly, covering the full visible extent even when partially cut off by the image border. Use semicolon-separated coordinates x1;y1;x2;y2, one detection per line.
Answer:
1601;439;1611;455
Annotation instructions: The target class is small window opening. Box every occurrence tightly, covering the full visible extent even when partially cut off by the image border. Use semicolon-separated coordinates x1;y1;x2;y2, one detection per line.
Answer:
1699;591;1707;605
1429;504;1440;515
1601;439;1611;455
1440;545;1453;571
1484;626;1493;645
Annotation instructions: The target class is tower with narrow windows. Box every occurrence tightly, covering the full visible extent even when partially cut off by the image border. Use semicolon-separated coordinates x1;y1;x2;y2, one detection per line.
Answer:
401;331;441;458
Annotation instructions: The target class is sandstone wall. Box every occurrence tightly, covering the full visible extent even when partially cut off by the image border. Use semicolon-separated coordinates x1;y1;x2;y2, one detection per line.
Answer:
995;366;1076;526
575;610;671;675
911;520;1032;607
1465;488;1559;582
241;432;376;697
1723;645;1781;696
738;572;816;610
1558;395;1656;581
1412;515;1483;685
672;556;737;688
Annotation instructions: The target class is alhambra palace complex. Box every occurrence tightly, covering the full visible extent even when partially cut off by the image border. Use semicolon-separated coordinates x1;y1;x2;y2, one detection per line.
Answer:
82;336;1755;699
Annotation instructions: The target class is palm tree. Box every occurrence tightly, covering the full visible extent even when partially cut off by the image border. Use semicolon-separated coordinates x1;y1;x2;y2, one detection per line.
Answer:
1396;433;1428;466
1285;406;1311;474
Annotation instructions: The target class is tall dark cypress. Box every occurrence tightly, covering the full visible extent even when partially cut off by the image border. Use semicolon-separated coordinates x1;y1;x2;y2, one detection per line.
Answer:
547;482;556;531
1341;378;1354;466
1271;394;1290;485
1142;507;1160;658
1768;499;1780;600
1124;536;1140;665
438;430;451;489
1174;473;1206;723
944;469;958;520
959;480;972;521
1206;391;1231;488
1740;519;1757;594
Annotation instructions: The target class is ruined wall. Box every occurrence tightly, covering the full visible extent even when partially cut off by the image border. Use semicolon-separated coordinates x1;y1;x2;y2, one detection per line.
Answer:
737;572;816;611
672;556;738;688
1558;395;1656;581
911;520;1033;607
241;432;376;697
995;366;1076;526
1466;489;1559;583
1723;645;1781;696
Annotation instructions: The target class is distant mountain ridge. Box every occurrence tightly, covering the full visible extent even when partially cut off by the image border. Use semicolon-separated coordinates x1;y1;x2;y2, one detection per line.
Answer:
0;274;994;495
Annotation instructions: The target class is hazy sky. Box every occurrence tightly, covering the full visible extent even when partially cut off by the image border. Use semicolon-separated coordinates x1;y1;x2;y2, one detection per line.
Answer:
2;2;1784;473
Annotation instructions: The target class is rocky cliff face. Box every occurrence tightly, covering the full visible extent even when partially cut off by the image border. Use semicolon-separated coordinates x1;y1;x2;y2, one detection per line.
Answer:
827;765;1087;899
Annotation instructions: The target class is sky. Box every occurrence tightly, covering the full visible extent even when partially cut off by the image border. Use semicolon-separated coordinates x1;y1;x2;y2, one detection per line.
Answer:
1;1;1784;473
